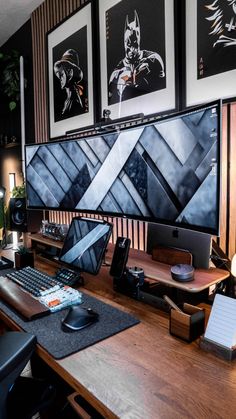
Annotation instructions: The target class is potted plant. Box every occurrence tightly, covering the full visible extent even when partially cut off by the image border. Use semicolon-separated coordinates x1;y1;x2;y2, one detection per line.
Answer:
14;245;34;270
0;49;27;112
11;184;26;198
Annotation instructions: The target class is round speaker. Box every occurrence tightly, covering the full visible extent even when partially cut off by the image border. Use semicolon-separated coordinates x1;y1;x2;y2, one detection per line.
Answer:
11;199;26;225
12;210;25;225
14;199;24;208
170;264;194;282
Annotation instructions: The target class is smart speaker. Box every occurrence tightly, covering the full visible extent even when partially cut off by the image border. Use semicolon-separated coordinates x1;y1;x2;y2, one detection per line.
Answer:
170;264;194;282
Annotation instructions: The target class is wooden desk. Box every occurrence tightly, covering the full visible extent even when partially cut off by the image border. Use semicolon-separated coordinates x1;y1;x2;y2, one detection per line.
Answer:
0;250;235;418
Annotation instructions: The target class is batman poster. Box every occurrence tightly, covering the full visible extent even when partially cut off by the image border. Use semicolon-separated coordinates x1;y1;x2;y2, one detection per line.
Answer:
106;0;166;105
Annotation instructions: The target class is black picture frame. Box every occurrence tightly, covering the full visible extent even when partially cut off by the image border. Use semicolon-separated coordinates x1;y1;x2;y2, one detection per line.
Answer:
97;0;177;121
185;0;236;108
47;2;95;139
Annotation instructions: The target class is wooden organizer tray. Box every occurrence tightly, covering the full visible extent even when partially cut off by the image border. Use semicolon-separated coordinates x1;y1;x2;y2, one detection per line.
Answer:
152;246;193;266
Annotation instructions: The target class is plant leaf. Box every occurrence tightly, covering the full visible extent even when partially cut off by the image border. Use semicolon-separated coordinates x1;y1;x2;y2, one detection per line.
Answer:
9;101;16;111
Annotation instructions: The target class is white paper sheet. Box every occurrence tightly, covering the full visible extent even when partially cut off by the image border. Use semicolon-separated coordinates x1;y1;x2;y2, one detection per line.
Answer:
204;294;236;349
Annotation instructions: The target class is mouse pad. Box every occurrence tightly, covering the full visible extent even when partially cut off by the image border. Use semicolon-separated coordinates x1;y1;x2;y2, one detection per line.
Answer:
0;277;140;359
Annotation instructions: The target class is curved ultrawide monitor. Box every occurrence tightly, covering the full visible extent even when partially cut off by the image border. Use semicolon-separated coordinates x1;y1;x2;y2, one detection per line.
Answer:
25;100;221;235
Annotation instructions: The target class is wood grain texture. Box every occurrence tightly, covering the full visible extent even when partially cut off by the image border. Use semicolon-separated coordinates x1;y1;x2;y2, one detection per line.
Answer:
219;104;228;254
31;0;82;144
0;276;50;320
152;246;193;265
0;249;234;418
30;232;63;249
125;247;229;293
229;103;236;258
27;236;230;293
67;393;92;418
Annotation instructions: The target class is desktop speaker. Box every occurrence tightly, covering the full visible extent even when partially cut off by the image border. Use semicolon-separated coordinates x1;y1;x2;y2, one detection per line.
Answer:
9;198;43;233
170;264;194;282
110;237;131;279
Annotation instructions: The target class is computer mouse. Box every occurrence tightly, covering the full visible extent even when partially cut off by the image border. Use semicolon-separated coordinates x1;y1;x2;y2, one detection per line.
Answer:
61;305;99;331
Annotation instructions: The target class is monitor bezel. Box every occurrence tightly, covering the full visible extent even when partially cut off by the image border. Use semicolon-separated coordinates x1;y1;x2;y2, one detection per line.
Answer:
25;99;222;236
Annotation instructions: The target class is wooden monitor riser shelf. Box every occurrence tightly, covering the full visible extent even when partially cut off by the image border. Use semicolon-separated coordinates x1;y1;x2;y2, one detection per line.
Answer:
29;233;229;293
30;233;63;249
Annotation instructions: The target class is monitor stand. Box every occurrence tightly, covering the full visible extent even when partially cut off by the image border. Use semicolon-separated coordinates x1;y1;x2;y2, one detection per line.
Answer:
146;223;212;269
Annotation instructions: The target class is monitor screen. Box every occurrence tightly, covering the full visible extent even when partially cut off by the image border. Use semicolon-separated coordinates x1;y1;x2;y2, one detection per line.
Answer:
59;217;112;275
25;100;221;235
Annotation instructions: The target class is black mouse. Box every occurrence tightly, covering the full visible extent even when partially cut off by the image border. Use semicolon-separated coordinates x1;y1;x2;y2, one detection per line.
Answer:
62;305;99;331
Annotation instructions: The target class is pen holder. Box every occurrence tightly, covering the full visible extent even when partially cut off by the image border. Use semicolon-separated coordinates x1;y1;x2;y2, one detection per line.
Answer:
169;303;205;342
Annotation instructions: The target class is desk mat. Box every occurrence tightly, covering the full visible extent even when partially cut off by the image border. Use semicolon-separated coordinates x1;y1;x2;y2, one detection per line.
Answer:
0;270;140;359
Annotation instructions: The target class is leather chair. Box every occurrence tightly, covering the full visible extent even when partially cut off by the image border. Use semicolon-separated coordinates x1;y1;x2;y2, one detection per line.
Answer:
0;331;55;419
0;331;36;419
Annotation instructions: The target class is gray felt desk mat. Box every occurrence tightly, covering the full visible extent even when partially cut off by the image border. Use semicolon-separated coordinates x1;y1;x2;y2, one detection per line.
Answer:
0;270;140;359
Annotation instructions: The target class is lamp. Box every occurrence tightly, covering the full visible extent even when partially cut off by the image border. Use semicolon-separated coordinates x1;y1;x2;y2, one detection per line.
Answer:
0;186;5;199
229;254;236;297
0;186;7;249
231;254;236;277
9;173;18;250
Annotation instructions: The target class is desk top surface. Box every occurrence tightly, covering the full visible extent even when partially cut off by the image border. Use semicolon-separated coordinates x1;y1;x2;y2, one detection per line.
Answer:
0;248;234;419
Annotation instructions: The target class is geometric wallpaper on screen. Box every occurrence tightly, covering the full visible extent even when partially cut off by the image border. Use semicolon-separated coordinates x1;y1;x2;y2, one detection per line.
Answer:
59;218;111;274
26;107;218;230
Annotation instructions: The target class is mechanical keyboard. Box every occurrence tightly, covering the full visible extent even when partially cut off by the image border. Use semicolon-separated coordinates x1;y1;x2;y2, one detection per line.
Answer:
7;267;60;297
55;267;82;286
39;287;82;312
6;267;83;313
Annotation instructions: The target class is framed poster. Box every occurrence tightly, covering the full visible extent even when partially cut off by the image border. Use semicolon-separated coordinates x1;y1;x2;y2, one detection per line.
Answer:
186;0;236;107
98;0;177;121
47;2;95;138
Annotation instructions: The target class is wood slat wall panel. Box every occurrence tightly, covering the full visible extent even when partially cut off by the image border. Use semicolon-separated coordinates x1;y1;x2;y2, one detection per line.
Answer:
31;0;82;143
219;104;228;254
31;1;236;255
229;103;236;258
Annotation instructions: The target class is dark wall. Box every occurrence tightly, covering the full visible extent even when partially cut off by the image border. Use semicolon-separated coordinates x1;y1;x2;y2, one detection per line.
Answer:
0;19;35;193
0;19;35;144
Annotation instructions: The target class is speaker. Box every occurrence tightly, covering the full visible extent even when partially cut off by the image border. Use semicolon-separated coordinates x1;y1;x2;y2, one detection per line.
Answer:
170;264;194;282
110;237;131;279
9;198;43;233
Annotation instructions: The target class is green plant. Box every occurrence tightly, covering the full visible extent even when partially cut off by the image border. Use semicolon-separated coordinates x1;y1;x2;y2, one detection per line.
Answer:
11;184;26;198
16;245;31;254
0;49;27;111
0;202;8;231
0;202;4;230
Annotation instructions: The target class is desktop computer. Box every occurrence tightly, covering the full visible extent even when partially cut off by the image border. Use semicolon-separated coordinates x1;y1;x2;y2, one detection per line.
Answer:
146;223;212;269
